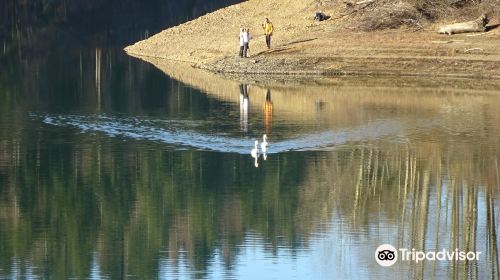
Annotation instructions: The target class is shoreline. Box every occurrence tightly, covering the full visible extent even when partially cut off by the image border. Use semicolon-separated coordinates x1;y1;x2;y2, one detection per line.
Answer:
124;0;500;80
131;56;500;94
126;49;500;80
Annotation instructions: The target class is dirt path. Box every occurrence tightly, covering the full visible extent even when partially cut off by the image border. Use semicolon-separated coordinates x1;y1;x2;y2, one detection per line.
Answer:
124;0;500;79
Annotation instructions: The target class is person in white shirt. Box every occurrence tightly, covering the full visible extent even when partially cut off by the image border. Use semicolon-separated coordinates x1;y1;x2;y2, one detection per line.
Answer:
243;28;250;58
239;27;245;58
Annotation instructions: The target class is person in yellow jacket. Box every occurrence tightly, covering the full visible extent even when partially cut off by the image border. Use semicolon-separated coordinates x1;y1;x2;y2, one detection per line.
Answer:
262;18;274;49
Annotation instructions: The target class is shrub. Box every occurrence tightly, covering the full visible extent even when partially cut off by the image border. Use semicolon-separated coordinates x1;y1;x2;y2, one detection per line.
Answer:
341;0;498;31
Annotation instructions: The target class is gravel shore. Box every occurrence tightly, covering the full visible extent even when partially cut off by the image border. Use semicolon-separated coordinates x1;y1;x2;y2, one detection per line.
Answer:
125;0;500;79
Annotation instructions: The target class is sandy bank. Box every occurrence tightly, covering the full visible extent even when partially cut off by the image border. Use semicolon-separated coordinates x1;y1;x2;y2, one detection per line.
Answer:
124;0;500;79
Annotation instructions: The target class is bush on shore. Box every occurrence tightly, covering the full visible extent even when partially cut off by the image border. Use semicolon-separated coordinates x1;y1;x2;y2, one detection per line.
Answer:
338;0;498;31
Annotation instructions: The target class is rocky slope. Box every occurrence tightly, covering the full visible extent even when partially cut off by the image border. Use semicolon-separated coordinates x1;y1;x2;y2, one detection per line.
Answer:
125;0;500;78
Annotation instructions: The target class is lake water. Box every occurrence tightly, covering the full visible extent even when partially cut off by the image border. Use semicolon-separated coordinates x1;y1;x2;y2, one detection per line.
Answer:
1;2;500;279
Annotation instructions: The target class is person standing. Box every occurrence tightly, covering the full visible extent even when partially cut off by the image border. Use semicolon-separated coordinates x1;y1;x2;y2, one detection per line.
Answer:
239;27;245;58
262;18;274;49
242;28;250;58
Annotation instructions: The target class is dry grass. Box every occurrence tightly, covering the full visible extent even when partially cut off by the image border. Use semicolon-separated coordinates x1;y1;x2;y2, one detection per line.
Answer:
340;0;499;31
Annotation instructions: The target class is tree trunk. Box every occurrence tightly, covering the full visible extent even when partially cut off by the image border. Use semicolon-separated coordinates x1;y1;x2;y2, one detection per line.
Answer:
438;14;488;35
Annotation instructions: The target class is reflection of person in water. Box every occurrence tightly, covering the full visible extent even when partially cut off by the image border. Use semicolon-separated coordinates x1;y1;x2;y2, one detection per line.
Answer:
239;84;249;132
264;89;273;133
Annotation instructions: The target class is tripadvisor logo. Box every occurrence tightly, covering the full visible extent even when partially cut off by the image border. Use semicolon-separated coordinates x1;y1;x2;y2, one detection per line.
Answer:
375;244;398;267
375;244;482;267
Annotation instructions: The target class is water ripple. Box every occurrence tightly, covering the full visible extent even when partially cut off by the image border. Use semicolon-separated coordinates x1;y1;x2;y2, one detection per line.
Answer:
38;114;407;154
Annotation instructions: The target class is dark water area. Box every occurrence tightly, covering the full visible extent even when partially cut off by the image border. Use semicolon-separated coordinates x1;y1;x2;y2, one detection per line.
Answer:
1;0;243;47
2;1;500;279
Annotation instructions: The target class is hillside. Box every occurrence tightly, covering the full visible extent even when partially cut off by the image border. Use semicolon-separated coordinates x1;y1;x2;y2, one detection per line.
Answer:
124;0;500;78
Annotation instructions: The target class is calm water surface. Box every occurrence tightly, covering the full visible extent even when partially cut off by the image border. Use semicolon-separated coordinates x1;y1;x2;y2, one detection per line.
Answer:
1;2;500;280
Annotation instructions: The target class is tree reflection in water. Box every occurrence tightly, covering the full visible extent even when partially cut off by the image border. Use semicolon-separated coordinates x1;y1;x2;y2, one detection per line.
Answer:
1;79;500;278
